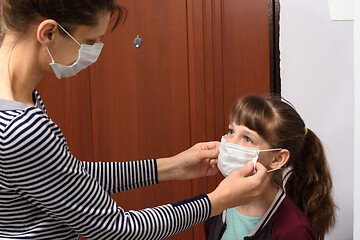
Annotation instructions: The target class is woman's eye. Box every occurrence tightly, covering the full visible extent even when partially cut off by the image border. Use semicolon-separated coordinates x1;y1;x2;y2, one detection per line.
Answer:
244;136;253;143
86;40;96;45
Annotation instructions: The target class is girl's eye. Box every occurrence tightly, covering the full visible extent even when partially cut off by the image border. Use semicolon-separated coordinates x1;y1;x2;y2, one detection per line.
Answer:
244;136;253;143
228;129;235;135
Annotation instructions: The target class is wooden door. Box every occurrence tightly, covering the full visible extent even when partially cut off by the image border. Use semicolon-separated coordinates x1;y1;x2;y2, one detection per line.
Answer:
36;0;276;239
90;0;195;231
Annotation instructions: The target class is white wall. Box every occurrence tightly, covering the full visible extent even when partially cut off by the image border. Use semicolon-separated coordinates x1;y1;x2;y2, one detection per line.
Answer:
280;0;354;239
354;0;360;238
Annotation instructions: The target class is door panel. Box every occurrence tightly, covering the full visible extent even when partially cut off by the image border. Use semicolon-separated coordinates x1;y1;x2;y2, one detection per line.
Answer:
222;0;270;113
89;0;194;239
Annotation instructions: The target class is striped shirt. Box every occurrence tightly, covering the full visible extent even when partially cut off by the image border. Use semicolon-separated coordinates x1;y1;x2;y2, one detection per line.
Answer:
0;90;211;240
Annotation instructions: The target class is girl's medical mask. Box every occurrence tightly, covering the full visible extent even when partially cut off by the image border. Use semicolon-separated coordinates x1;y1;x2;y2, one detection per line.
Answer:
46;23;104;79
217;136;282;177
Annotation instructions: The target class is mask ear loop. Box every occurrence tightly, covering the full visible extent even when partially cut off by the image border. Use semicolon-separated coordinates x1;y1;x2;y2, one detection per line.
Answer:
267;168;282;173
259;148;282;152
46;47;55;64
258;148;283;173
57;23;81;47
45;23;81;64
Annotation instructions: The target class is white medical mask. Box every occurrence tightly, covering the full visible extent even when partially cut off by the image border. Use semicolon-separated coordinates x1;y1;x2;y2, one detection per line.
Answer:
46;23;104;79
217;136;282;177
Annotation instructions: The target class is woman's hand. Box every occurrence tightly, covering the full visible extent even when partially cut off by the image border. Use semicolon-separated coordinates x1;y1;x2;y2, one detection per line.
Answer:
157;141;220;182
207;162;270;217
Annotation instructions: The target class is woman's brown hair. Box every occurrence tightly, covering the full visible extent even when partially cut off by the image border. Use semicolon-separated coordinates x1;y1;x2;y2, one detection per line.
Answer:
0;0;126;43
229;95;336;240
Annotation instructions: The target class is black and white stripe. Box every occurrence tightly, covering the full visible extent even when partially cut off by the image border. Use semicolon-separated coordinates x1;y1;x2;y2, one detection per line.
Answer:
0;91;211;239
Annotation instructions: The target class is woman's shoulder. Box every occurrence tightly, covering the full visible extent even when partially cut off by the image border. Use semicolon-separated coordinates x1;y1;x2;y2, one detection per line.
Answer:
0;100;68;168
272;195;316;239
0;90;49;132
1;107;45;134
0;103;60;151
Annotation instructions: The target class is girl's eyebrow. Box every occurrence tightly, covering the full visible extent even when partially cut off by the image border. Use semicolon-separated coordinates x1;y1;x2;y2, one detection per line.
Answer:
228;123;259;139
243;128;255;135
241;127;261;140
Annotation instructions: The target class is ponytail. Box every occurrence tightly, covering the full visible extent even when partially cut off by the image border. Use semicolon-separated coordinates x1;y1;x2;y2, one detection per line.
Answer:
285;129;336;240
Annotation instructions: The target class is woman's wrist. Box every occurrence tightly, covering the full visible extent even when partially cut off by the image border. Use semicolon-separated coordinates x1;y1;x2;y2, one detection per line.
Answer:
207;191;227;217
157;157;178;182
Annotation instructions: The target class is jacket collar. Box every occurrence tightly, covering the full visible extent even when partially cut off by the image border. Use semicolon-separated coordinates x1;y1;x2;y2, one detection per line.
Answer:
220;187;286;236
248;187;285;236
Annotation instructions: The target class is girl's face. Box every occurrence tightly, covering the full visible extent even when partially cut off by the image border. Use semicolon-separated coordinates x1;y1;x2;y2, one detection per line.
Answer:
225;122;278;168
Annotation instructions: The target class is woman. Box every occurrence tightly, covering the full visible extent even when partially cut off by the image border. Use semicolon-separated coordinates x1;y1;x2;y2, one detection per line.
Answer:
206;95;336;240
0;1;269;239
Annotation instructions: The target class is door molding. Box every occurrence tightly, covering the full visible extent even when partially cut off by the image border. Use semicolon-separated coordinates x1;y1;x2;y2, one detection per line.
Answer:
269;0;281;94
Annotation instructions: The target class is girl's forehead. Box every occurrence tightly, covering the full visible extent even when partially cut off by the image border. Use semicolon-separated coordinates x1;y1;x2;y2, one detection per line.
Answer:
229;123;259;135
229;123;251;130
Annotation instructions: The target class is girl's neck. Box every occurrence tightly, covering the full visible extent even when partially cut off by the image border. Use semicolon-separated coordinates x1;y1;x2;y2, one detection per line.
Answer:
235;182;279;218
0;34;44;106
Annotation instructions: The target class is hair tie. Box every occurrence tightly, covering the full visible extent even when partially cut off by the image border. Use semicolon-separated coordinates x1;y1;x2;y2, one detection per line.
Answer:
304;127;308;135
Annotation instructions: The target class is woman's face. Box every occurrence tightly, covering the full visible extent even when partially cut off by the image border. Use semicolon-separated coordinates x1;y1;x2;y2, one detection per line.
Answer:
47;11;110;66
225;122;277;167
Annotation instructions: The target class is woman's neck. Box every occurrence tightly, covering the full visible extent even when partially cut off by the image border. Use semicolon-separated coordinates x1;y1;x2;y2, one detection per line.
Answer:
0;34;44;106
235;182;279;218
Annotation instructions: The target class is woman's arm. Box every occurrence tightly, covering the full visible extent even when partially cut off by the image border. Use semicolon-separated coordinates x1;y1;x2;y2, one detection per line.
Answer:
81;160;158;194
81;141;218;194
2;109;210;239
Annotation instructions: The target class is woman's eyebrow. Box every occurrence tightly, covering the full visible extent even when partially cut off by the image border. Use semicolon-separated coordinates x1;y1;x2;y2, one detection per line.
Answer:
86;35;105;42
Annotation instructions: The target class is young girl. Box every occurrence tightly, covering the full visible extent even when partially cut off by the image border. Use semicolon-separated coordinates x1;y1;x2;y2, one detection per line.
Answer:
206;95;336;240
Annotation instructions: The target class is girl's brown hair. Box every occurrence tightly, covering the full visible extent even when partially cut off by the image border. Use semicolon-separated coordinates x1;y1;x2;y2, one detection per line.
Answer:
0;0;126;43
229;95;336;240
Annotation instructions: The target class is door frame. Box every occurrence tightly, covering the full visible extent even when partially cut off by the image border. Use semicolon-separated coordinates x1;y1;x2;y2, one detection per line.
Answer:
269;0;281;94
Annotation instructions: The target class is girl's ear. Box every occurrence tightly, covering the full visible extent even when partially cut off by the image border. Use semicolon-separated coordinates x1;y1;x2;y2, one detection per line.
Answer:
268;149;290;170
36;20;59;47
